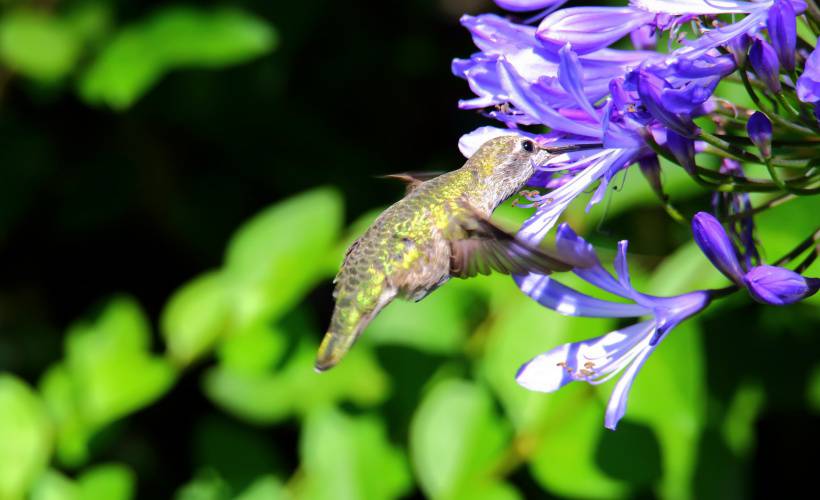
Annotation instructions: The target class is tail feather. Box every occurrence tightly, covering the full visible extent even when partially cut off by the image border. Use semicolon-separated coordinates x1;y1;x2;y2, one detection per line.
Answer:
315;290;396;372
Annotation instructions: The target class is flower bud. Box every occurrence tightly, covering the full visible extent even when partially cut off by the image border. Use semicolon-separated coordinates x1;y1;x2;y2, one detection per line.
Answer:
743;265;818;305
749;39;782;93
691;212;745;283
728;33;751;67
747;111;773;158
767;0;797;72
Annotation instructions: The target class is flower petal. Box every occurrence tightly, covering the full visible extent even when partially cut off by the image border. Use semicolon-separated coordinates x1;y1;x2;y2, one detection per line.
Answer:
797;41;820;103
604;341;656;430
495;0;568;12
558;44;599;121
743;265;816;305
536;7;654;55
691;212;745;283
515;273;651;317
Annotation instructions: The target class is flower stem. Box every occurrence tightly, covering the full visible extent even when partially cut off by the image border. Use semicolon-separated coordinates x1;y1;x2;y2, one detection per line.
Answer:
774;227;820;267
720;193;798;222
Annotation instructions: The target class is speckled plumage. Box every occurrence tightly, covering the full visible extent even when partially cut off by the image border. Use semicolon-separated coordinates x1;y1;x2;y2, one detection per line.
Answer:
316;136;560;371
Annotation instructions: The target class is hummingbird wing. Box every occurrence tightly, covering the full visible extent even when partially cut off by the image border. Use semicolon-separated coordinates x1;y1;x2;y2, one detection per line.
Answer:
449;203;575;278
378;172;444;193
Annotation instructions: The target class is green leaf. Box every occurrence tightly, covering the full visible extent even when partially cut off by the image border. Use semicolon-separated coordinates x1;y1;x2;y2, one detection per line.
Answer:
0;9;82;82
233;476;289;500
64;296;177;428
76;464;135;500
299;408;411;500
39;365;90;467
161;270;232;366
204;329;389;424
174;470;231;500
40;297;176;466
30;470;78;500
79;6;276;109
365;278;476;354
225;187;343;328
409;379;511;499
0;375;52;500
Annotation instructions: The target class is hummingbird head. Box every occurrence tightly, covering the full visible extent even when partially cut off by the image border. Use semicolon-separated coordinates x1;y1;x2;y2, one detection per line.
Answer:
469;135;554;203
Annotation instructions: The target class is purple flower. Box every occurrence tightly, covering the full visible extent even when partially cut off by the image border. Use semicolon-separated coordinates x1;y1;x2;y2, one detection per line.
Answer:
796;40;820;103
711;160;759;269
767;0;797;71
747;111;773;158
514;224;712;429
744;265;820;305
692;212;746;283
536;7;654;55
692;212;819;305
666;130;697;173
494;0;568;12
749;38;782;93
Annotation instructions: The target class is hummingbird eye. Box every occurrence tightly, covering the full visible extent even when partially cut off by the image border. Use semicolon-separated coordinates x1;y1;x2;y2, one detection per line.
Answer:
521;140;535;153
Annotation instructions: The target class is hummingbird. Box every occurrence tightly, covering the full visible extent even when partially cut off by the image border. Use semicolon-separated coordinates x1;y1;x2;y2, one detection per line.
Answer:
315;136;598;372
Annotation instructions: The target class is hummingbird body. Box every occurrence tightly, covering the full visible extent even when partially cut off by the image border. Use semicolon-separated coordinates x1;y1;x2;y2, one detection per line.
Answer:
316;136;579;371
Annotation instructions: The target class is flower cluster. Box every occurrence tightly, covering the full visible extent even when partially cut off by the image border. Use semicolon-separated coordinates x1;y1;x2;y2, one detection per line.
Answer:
454;0;820;428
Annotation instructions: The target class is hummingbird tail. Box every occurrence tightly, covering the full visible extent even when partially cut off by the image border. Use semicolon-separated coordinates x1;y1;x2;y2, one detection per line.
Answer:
315;291;396;372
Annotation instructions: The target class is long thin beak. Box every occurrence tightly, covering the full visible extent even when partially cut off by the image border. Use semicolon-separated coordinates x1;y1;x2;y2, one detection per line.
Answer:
540;143;604;154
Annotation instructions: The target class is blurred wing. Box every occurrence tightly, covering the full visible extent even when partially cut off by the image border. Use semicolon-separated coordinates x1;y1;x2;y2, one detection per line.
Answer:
449;202;574;278
379;172;444;193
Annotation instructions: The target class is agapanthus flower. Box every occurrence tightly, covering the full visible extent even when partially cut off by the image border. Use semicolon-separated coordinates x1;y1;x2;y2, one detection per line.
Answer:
796;40;820;103
514;224;713;429
747;111;773;158
692;212;820;305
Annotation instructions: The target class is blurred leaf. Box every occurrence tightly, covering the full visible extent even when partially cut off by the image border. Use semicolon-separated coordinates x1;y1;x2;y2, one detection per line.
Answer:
30;470;77;500
162;271;232;366
528;387;628;499
63;1;113;47
0;375;52;500
39;365;90;466
618;253;711;500
217;322;288;376
79;7;276;109
0;9;81;82
409;379;511;499
808;364;820;413
174;470;231;500
234;476;289;500
204;330;389;424
77;464;134;500
721;383;764;457
64;296;176;428
225;187;343;328
450;481;522;500
476;282;628;498
366;278;477;354
40;297;176;466
299;408;411;500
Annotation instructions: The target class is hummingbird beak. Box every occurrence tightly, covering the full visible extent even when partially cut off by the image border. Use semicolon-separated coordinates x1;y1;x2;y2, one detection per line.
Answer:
540;143;604;154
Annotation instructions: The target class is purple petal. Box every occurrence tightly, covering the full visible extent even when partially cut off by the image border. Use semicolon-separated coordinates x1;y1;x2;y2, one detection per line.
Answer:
636;71;695;137
558;44;599;120
630;25;657;50
518;149;634;243
516;321;654;393
498;60;604;137
614;240;633;292
743;265;817;305
604;341;655;430
536;7;654;55
515;273;651;317
630;0;770;15
749;38;782;93
797;42;820;103
494;0;568;12
747;111;773;158
555;224;635;297
691;212;745;283
666;130;697;174
767;0;797;71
